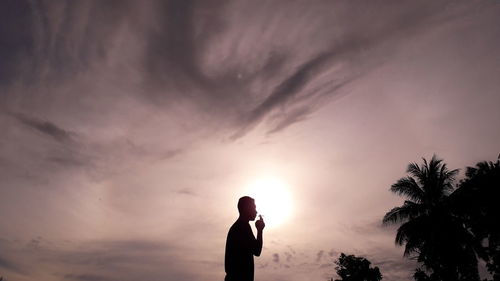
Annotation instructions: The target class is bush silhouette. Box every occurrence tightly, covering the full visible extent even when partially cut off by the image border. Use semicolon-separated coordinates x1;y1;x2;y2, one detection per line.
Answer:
333;253;382;281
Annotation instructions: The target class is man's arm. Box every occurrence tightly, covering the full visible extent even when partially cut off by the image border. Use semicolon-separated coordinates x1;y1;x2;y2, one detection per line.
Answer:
253;216;265;256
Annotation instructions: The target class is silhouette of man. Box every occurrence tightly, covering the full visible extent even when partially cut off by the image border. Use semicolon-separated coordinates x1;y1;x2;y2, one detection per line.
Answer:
225;196;265;281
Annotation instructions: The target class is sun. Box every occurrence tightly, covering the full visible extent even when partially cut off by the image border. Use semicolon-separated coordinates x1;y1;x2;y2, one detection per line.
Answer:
244;177;293;228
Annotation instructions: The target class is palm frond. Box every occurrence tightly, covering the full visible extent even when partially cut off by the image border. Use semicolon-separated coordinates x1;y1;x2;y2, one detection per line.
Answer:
438;163;458;193
383;201;425;225
403;235;424;257
395;216;429;255
390;176;424;202
465;166;478;179
407;162;426;185
395;224;409;246
383;206;406;225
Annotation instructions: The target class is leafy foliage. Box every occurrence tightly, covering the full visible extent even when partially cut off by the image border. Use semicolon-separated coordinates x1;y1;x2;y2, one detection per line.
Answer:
452;157;500;281
334;253;382;281
383;155;480;281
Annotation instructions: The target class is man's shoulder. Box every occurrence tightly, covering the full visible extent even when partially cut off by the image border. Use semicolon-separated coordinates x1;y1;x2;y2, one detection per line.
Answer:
228;220;250;234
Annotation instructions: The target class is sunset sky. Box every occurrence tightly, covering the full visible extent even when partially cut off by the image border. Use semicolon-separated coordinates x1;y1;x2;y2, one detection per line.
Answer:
1;1;500;281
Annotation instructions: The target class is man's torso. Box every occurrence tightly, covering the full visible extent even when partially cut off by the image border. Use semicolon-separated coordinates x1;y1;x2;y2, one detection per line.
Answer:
224;220;256;281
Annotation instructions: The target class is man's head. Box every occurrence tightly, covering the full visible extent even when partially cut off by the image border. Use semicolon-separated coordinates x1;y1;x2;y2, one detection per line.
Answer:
238;196;258;221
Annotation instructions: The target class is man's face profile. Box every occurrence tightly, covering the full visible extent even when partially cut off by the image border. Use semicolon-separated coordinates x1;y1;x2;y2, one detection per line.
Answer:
238;196;258;221
248;202;257;221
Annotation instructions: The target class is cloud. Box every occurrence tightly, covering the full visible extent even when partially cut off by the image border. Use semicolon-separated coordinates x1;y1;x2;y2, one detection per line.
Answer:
9;112;75;144
1;2;499;281
64;274;108;281
273;253;280;263
316;250;324;263
230;52;345;138
0;255;25;275
374;257;415;281
176;188;197;196
3;111;97;175
1;0;478;140
329;249;340;258
53;240;174;267
143;0;228;90
0;238;201;281
8;0;136;83
0;1;35;85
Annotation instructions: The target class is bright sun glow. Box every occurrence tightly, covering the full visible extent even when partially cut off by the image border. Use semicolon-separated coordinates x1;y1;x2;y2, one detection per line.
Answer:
244;177;293;228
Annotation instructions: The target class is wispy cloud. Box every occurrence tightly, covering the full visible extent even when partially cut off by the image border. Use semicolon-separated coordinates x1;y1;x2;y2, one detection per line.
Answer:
0;255;26;275
272;253;280;263
0;238;201;281
63;274;109;281
316;250;324;263
9;112;75;144
1;0;475;138
1;2;499;281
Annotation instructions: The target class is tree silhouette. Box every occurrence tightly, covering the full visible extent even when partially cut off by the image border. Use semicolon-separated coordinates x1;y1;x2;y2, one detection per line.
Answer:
413;267;434;281
451;156;500;281
334;253;382;281
383;155;480;281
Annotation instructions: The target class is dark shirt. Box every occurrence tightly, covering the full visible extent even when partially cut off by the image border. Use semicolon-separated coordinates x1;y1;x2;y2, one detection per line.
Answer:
224;220;259;281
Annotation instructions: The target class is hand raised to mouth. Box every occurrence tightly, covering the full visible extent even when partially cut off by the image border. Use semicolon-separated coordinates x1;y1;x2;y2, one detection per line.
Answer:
256;215;265;231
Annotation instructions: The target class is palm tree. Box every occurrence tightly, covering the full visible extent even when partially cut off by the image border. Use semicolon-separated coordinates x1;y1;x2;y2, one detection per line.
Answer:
452;157;500;280
383;155;479;281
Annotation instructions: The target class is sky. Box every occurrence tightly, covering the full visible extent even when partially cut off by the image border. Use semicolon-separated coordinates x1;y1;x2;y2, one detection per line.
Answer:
1;0;500;280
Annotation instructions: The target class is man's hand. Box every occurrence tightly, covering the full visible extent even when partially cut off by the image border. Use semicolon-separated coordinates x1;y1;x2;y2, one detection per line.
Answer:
256;215;265;231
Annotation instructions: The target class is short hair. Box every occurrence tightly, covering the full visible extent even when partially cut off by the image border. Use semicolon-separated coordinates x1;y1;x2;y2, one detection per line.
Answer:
237;196;255;213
